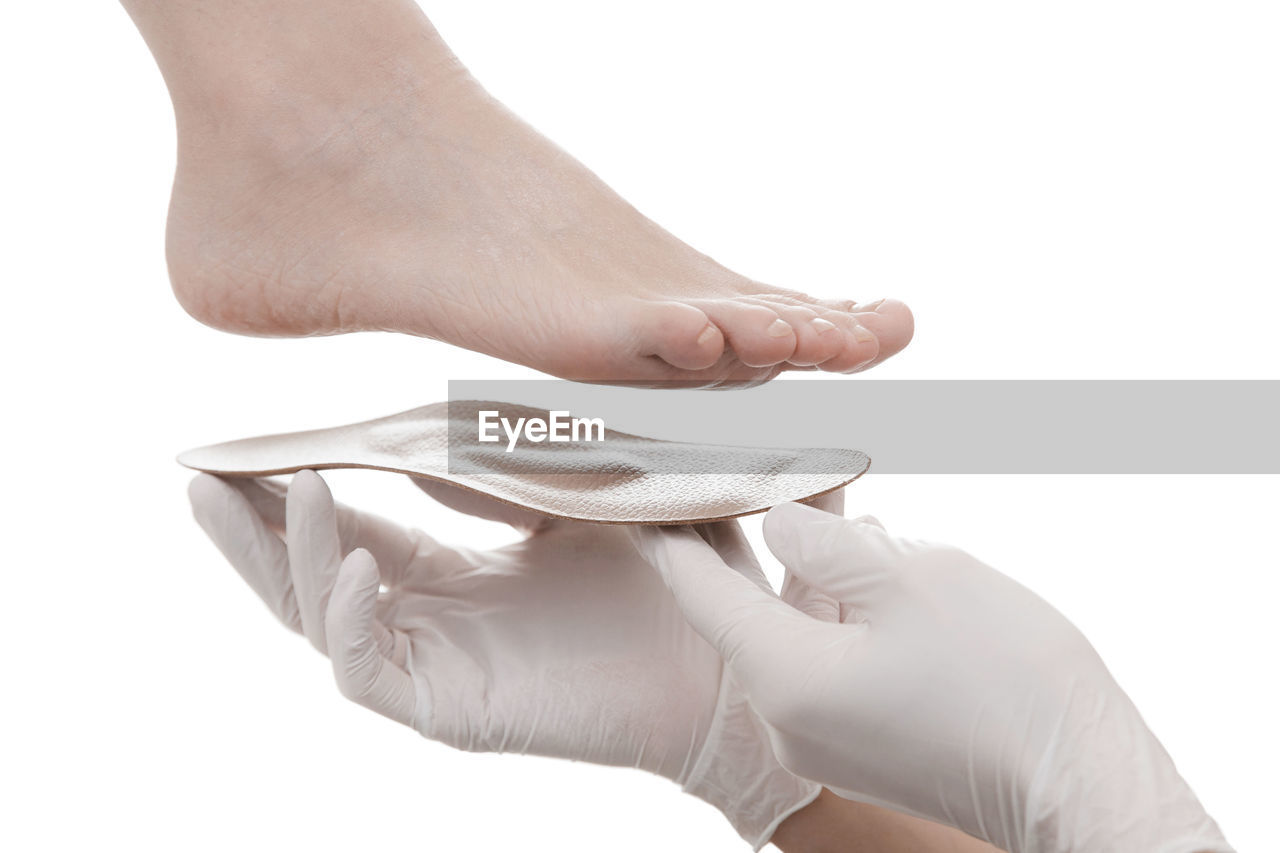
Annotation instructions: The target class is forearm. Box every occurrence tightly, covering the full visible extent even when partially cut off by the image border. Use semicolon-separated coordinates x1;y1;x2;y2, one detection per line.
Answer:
771;789;1003;853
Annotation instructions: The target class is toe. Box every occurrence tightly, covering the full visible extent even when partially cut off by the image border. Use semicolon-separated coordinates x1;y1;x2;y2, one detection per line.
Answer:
748;290;905;372
815;311;881;372
741;298;843;367
850;298;914;368
635;301;725;371
693;300;798;368
802;295;913;373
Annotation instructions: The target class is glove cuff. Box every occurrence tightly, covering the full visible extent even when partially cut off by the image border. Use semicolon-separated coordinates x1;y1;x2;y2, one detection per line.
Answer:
681;671;822;850
1021;688;1233;853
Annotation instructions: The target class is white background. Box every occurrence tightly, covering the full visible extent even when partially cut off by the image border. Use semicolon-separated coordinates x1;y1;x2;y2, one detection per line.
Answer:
2;1;1276;850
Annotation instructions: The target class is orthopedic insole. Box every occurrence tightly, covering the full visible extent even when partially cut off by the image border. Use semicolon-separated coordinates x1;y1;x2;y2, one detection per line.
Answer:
178;401;869;525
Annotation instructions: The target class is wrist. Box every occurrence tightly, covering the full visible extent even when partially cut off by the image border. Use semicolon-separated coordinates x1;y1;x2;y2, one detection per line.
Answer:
681;673;820;850
1020;690;1232;853
772;789;1006;853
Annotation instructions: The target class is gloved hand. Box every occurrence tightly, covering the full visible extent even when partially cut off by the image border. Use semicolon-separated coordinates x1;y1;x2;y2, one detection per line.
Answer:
188;470;818;848
634;502;1232;853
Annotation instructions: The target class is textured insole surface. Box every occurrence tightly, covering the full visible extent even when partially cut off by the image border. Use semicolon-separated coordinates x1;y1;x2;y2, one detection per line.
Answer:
179;401;869;524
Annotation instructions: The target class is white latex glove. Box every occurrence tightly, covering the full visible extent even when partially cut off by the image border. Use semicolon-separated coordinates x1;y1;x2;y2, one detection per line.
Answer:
188;470;818;848
634;502;1232;853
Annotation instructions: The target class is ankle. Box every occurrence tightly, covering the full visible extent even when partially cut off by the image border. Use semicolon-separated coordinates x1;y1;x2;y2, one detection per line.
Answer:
127;0;470;157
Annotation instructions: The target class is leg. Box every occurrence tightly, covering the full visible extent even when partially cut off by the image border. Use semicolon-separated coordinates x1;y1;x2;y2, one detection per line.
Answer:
120;0;913;385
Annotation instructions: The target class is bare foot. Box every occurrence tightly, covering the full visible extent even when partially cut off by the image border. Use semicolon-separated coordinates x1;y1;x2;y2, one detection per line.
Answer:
127;0;912;385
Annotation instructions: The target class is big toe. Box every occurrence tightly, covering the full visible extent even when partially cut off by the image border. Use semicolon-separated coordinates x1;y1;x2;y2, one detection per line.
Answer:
634;300;725;371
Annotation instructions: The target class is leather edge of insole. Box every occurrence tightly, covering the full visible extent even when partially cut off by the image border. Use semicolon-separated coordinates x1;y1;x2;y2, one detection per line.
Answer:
174;458;872;526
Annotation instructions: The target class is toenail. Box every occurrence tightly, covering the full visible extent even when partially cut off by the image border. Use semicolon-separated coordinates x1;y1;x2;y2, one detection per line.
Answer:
767;319;793;338
696;323;721;347
859;298;887;312
812;318;839;333
851;323;877;344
